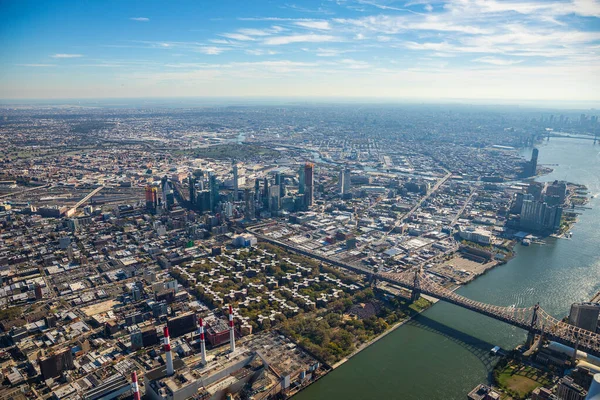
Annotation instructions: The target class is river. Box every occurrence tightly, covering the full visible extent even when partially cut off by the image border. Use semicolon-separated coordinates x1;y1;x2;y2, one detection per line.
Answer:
294;138;600;400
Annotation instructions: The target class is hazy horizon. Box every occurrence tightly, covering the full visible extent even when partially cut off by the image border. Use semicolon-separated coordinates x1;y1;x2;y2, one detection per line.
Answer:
0;96;599;111
1;0;599;103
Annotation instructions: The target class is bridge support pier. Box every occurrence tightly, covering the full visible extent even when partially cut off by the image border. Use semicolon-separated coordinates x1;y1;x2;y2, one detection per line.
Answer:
526;303;540;348
525;332;536;348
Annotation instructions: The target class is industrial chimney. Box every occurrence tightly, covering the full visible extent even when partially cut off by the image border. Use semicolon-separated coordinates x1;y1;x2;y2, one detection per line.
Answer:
163;326;174;376
131;371;141;400
198;317;207;365
228;305;235;353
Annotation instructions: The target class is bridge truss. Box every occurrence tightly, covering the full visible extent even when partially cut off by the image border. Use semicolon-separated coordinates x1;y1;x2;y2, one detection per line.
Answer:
378;269;600;357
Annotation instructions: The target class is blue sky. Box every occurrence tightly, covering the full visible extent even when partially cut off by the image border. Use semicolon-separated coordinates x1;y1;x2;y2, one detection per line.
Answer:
1;0;599;102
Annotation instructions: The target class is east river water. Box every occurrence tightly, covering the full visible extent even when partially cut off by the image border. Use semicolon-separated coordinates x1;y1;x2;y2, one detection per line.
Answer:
295;138;600;400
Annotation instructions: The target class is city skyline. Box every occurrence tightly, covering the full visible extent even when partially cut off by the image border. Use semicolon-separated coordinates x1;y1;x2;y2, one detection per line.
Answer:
1;0;599;104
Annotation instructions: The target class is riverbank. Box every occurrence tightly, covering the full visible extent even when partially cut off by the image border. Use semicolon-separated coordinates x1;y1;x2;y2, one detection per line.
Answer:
291;296;435;398
330;296;436;369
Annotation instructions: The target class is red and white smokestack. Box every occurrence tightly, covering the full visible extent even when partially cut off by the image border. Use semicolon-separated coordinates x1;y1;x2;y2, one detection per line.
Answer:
198;317;207;365
228;305;235;353
163;326;174;376
131;371;141;400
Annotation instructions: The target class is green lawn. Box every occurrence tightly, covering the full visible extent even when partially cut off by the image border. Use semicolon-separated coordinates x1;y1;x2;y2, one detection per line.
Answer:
496;363;551;399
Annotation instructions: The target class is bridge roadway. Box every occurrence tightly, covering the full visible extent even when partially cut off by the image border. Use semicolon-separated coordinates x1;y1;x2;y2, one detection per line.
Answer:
66;186;104;217
251;229;600;358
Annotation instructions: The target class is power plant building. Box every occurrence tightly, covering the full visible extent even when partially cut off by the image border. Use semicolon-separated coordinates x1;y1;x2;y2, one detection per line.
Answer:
569;303;600;332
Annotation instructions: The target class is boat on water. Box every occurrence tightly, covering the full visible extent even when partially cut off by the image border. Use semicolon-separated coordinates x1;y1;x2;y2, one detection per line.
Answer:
522;238;531;246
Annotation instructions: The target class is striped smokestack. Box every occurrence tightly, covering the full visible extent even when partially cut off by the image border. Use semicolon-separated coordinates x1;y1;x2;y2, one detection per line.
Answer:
131;371;141;400
163;326;174;376
228;305;235;353
199;317;207;365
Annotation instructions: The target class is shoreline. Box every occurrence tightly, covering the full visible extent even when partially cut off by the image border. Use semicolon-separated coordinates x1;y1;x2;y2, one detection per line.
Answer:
331;295;437;369
290;296;436;398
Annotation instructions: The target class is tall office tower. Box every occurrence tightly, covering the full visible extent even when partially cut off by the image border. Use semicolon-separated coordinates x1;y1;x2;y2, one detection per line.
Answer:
161;176;169;209
339;168;351;196
232;163;239;201
568;303;600;332
298;165;305;194
209;174;219;212
195;169;205;191
254;178;261;201
243;189;254;220
161;178;174;210
526;148;539;177
188;175;196;208
199;190;211;212
145;186;155;211
275;172;285;197
263;177;270;209
304;163;314;207
269;184;281;212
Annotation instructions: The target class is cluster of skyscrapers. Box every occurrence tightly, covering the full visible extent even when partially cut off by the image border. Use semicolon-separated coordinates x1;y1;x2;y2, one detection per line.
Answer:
512;180;567;233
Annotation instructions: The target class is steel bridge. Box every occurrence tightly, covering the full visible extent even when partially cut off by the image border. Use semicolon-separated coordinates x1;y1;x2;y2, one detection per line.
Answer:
250;229;600;357
378;269;600;358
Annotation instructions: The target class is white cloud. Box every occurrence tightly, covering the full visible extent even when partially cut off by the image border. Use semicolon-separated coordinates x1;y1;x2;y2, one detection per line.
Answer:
474;56;524;65
443;0;600;18
17;64;56;67
209;39;232;44
51;54;83;58
263;34;341;45
130;17;150;22
315;48;353;57
334;14;493;35
221;33;255;41
197;46;227;55
238;27;281;36
294;20;332;30
245;49;279;55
